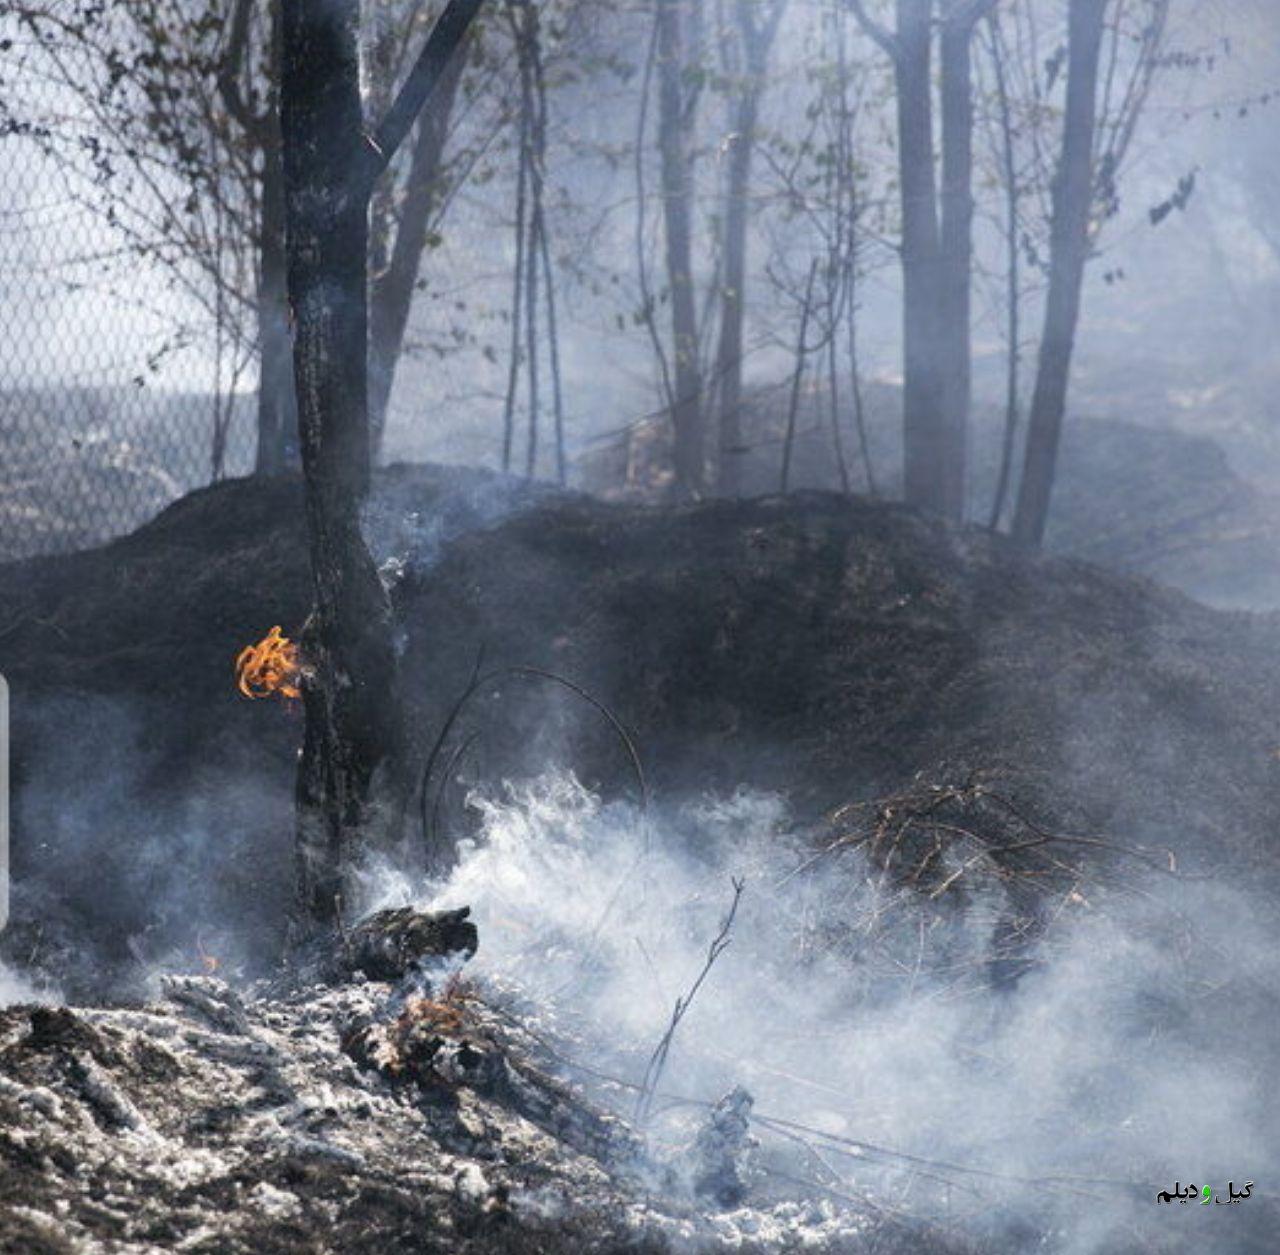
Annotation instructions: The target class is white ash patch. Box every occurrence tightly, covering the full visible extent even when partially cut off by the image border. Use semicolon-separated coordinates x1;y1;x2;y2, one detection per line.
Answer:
0;972;908;1253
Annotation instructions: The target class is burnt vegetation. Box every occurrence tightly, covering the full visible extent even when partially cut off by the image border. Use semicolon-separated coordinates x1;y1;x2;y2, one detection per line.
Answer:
2;1;1280;1253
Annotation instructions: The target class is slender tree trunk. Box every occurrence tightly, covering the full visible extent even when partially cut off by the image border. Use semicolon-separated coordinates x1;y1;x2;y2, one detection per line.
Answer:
255;127;298;475
714;1;784;497
834;11;876;497
655;0;705;497
986;11;1021;531
501;80;530;474
780;259;819;494
937;5;988;522
368;45;467;456
538;222;567;486
246;0;298;477
524;164;542;478
713;81;756;497
281;0;398;931
826;268;851;494
1010;0;1106;552
892;0;945;511
521;0;546;478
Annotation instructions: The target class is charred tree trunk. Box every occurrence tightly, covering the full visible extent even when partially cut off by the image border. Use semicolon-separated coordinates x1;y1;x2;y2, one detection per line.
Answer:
656;0;705;498
1010;0;1106;552
715;0;784;497
282;0;397;931
280;0;484;932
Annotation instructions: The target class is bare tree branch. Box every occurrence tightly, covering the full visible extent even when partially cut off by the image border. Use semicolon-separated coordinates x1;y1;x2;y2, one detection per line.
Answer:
845;0;898;62
943;0;1000;32
363;0;485;187
216;0;270;140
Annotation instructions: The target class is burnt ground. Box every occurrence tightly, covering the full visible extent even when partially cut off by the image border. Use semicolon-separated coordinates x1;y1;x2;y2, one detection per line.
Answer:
580;385;1280;609
0;967;978;1255
2;464;1280;1252
1;463;1280;980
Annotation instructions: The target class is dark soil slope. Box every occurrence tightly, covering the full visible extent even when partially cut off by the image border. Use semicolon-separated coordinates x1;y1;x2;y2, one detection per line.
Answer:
582;391;1280;609
2;465;1279;979
398;487;1280;879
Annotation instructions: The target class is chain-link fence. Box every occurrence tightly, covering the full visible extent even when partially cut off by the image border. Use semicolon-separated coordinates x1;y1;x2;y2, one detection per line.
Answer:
1;52;254;564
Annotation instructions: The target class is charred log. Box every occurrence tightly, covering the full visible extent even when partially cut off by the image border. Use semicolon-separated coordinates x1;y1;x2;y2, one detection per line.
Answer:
345;905;479;981
687;1085;755;1207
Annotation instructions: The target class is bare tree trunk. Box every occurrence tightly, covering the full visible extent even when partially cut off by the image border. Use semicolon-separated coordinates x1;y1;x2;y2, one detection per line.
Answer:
527;7;565;485
220;0;297;477
846;251;877;496
281;0;484;932
895;0;946;511
832;10;876;497
826;265;851;495
1010;0;1107;552
714;0;785;497
538;222;568;486
368;45;467;457
986;10;1020;531
851;0;945;511
521;0;546;478
256;121;298;476
780;259;819;494
656;0;705;497
501;81;530;474
712;64;756;498
937;1;994;521
524;158;542;477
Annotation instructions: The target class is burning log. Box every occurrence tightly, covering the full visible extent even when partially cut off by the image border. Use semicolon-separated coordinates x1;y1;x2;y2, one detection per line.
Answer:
343;985;492;1083
341;945;645;1174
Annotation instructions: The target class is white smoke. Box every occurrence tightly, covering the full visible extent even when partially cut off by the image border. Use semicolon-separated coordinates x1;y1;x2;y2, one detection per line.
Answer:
0;957;59;1008
358;770;1279;1251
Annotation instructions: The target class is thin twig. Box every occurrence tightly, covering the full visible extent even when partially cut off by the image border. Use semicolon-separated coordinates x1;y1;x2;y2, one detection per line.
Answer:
419;645;487;871
418;659;649;870
633;876;745;1126
780;258;821;494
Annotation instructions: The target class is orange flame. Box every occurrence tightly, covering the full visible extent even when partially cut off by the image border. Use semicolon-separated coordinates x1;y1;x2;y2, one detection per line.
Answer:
196;936;220;975
235;625;301;701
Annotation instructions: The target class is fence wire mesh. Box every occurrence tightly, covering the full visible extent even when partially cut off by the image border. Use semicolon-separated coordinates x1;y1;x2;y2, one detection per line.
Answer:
0;44;254;564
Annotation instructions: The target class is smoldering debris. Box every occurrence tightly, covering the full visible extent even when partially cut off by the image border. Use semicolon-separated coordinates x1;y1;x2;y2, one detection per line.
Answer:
401;771;1280;1254
0;909;945;1255
287;904;481;987
2;770;1277;1252
683;1086;756;1208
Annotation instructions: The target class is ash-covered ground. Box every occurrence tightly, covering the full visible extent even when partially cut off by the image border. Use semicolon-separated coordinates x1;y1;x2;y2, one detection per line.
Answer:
2;467;1279;1252
0;905;977;1255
